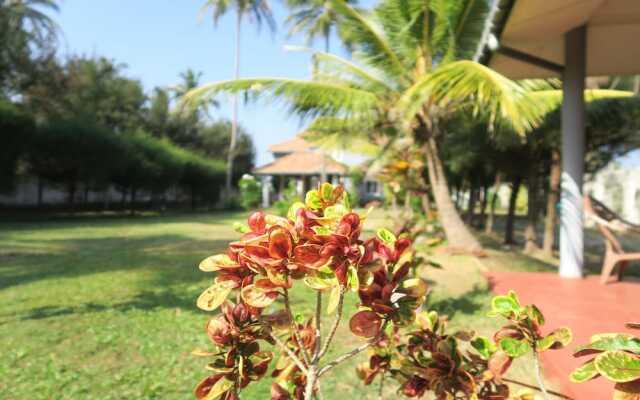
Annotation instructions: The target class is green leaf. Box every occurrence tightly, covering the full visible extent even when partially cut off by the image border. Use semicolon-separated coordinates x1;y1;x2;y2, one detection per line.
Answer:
233;221;250;233
305;190;322;210
488;292;521;318
346;265;359;292
287;201;305;220
574;336;640;356
376;228;396;244
537;327;573;352
320;182;333;200
594;351;640;383
324;204;347;220
202;377;234;400
499;337;531;358
327;284;342;314
471;336;496;360
525;304;545;326
569;360;599;383
196;280;235;311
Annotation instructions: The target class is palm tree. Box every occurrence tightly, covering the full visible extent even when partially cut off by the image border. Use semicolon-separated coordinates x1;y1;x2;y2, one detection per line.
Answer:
186;0;548;251
201;0;275;196
171;68;218;118
285;0;355;53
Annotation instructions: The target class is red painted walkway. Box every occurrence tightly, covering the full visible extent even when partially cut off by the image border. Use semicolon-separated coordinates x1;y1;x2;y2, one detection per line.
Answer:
484;271;639;400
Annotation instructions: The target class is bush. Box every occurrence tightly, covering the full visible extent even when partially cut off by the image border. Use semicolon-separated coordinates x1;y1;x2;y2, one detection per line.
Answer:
238;174;261;210
191;184;573;400
0;101;36;193
272;180;301;216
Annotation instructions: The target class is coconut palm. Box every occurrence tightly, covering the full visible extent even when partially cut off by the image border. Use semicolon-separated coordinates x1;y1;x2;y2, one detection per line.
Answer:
186;0;549;251
285;0;356;52
201;0;276;195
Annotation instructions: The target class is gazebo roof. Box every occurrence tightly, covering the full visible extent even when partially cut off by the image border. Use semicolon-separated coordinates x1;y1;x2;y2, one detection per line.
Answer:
267;136;314;153
253;152;348;176
482;0;640;78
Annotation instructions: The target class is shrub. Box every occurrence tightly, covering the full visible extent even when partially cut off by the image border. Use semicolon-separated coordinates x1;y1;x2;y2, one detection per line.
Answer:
238;174;262;210
0;101;35;193
272;181;301;216
190;183;572;400
570;322;640;398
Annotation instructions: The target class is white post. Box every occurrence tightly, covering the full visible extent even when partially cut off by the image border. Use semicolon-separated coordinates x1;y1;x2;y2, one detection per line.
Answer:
559;25;586;278
261;176;272;208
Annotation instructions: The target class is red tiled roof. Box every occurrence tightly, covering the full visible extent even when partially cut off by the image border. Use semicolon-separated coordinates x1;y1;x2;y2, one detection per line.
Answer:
268;136;314;153
254;152;347;175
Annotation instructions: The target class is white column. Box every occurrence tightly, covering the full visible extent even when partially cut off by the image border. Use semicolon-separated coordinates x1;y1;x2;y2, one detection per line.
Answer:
559;26;586;279
261;176;272;208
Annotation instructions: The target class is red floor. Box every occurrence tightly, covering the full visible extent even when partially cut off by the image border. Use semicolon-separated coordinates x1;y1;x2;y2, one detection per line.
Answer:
483;271;639;400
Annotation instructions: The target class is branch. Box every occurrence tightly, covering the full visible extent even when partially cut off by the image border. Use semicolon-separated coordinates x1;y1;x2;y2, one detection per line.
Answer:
263;325;308;374
317;285;345;360
284;288;312;366
312;291;322;362
502;378;573;400
532;351;550;400
317;319;387;377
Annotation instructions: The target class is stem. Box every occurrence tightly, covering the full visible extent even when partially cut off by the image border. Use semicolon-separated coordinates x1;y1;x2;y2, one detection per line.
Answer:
317;285;345;360
264;326;307;373
284;288;312;366
533;351;550;400
502;378;572;400
304;365;317;400
378;372;385;400
312;291;322;362
317;320;387;378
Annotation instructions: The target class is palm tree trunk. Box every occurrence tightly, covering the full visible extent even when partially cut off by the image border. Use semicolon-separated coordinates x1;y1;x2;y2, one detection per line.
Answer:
542;149;561;257
523;166;541;253
485;172;502;234
424;138;482;252
479;184;489;229
465;184;477;226
225;9;242;196
504;176;522;245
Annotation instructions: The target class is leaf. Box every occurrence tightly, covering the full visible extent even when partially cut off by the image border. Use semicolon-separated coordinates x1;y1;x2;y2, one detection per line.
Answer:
626;323;640;331
569;360;600;383
327;285;342;314
303;276;335;290
471;336;496;360
324;204;347;220
525;304;545;327
233;222;250;234
197;281;235;311
399;278;428;298
499;337;531;358
594;351;640;383
376;228;396;244
287;201;305;221
346;265;359;292
613;380;640;400
202;377;234;400
305;190;322;210
488;292;521;318
538;327;572;351
320;182;333;201
349;310;382;338
199;254;238;272
574;336;640;357
488;350;513;377
240;284;278;308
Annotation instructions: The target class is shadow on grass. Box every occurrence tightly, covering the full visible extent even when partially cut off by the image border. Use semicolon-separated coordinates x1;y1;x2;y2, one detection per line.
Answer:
428;284;488;319
0;234;230;291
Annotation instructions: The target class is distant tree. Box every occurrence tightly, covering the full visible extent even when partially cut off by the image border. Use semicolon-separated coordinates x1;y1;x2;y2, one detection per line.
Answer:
0;100;35;192
147;87;171;137
21;56;147;132
0;0;59;96
201;0;275;195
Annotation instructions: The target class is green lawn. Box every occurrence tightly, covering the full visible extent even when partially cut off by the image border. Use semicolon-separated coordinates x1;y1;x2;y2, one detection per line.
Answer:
0;210;551;399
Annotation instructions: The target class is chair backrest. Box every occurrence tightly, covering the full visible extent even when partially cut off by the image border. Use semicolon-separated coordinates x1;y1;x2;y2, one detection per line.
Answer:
585;196;624;253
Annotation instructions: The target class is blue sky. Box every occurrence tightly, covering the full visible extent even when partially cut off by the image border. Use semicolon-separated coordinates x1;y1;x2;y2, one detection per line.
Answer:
49;0;639;168
51;0;359;166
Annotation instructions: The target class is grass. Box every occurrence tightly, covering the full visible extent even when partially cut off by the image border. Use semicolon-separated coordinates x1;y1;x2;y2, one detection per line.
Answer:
0;209;578;399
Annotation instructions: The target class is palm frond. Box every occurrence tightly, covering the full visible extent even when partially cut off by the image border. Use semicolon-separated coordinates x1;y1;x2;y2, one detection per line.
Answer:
396;60;550;134
302;117;381;156
331;0;407;80
183;77;381;119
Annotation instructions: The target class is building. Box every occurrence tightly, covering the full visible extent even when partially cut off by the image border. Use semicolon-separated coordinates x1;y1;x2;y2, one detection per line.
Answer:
254;136;349;207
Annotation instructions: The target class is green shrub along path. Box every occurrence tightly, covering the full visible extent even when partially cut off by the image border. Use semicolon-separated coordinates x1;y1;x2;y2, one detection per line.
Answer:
0;210;545;399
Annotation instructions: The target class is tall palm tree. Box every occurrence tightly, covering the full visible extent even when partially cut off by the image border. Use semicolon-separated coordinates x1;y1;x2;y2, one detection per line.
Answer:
187;0;549;251
285;0;355;53
201;0;275;196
